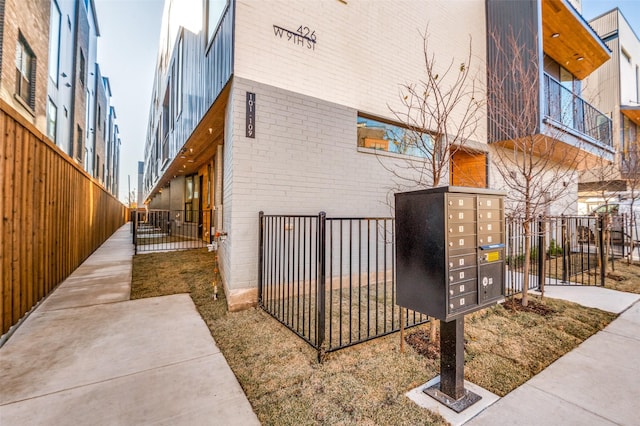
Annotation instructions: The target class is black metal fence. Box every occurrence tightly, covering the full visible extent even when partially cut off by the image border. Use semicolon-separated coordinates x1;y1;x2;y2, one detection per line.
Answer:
259;211;640;359
258;212;428;360
133;209;212;254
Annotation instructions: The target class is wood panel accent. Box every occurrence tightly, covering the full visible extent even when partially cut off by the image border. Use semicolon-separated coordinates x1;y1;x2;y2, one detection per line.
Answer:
0;100;128;335
541;0;610;80
450;150;487;188
621;107;640;126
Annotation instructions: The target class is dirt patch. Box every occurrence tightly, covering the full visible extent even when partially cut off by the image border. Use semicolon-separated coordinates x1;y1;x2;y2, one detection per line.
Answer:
502;297;556;316
405;328;440;359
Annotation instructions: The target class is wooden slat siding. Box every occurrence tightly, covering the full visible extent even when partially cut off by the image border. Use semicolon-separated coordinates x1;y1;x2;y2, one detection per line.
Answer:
0;100;128;335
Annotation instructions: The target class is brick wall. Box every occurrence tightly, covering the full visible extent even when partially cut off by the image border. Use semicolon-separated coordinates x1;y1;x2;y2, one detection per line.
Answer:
219;76;441;306
0;0;50;134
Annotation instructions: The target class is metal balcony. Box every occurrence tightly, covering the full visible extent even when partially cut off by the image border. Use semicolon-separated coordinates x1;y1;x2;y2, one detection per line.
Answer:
543;72;612;148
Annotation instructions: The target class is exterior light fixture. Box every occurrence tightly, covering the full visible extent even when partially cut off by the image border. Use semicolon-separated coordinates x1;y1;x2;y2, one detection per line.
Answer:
208;128;213;134
577;56;584;61
551;33;560;38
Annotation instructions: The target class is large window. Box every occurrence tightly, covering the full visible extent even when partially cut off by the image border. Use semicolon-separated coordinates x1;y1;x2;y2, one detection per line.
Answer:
357;115;432;158
47;98;57;142
49;1;61;85
206;0;227;45
15;35;35;109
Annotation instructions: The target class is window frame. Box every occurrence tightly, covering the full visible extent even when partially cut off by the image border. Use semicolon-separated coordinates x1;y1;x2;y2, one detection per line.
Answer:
357;113;435;159
15;34;36;111
47;97;57;142
205;0;229;49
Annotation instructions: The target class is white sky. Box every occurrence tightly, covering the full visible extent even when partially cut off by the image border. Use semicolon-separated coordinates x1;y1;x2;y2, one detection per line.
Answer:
93;0;639;204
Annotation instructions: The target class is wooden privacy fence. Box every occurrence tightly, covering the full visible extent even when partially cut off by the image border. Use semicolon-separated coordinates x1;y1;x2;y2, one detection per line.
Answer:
0;100;128;335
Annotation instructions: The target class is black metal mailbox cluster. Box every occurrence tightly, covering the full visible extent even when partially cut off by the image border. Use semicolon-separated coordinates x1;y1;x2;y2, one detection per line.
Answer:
396;186;506;322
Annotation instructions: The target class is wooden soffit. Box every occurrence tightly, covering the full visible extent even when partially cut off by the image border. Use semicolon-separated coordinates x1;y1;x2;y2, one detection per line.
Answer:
150;83;230;198
621;106;640;126
541;0;610;80
492;133;612;171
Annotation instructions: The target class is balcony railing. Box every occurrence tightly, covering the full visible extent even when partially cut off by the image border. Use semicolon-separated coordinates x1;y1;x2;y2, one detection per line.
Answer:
543;73;612;148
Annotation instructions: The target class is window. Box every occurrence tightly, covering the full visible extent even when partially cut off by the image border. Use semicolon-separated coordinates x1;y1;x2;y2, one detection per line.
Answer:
76;126;83;161
206;0;227;44
79;50;86;86
47;98;57;142
15;34;35;109
357;115;433;158
49;1;61;85
636;65;639;103
621;47;631;64
176;36;183;117
162;80;170;138
95;155;100;178
97;105;101;130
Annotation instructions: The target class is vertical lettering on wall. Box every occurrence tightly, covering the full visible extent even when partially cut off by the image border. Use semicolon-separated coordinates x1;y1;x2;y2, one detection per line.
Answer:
246;92;256;138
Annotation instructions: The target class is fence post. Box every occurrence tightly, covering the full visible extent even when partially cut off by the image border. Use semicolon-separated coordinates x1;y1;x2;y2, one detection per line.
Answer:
537;217;545;293
598;215;606;286
258;211;264;306
317;211;327;362
133;211;138;255
561;215;568;283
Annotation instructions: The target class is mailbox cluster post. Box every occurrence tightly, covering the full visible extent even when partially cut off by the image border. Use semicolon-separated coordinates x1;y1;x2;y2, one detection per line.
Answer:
395;186;506;412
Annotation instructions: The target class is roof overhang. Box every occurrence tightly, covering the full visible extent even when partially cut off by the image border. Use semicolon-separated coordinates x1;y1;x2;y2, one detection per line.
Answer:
146;83;230;202
621;106;640;126
541;0;610;79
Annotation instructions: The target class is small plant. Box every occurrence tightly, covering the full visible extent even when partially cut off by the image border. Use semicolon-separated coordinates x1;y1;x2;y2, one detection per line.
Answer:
547;239;563;257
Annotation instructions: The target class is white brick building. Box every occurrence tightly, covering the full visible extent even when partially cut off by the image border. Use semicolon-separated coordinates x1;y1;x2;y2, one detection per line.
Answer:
142;0;613;310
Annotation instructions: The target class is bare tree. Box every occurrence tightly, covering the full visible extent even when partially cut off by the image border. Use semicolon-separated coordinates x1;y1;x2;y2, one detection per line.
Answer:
620;140;640;264
384;28;483;343
579;155;623;273
487;29;596;306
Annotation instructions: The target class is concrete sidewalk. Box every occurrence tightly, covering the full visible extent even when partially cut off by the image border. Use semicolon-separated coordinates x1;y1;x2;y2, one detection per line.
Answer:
0;225;259;425
467;286;640;426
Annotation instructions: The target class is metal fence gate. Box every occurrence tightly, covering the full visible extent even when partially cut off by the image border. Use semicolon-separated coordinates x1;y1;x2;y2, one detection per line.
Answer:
132;209;213;253
258;212;428;360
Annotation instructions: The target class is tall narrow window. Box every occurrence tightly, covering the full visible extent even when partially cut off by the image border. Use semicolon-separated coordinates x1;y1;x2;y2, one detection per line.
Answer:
176;36;183;117
15;35;35;109
47;98;57;142
79;50;86;86
636;65;640;103
206;0;227;44
49;1;61;85
76;126;83;161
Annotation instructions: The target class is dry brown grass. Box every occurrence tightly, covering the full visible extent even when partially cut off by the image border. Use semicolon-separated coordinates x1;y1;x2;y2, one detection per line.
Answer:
602;260;640;294
132;249;618;424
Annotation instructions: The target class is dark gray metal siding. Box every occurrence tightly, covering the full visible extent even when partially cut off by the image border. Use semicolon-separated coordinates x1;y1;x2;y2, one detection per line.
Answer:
486;0;541;143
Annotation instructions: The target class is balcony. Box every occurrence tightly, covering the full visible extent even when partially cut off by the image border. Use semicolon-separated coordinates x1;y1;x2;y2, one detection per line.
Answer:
542;72;612;148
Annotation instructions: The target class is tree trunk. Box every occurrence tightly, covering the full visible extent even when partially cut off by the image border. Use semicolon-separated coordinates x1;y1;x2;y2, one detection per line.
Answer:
522;221;531;307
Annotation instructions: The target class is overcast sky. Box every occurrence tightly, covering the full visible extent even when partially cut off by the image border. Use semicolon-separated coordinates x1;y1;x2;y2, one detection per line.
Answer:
94;0;639;204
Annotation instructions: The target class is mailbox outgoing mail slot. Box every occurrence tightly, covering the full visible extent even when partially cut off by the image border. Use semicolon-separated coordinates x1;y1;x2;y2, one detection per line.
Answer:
395;186;506;322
